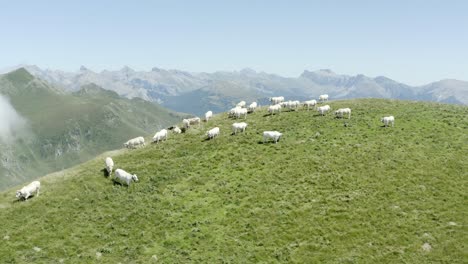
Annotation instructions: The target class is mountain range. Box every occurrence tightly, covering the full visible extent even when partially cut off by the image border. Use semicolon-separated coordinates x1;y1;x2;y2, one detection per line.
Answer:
4;65;467;115
0;68;182;190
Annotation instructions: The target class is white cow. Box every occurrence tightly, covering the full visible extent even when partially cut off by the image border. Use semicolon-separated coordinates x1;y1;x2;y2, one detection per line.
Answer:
114;169;139;186
123;139;134;148
270;96;285;105
207;127;220;140
205;111;213;122
153;129;168;143
235;108;248;119
287;100;301;110
16;181;40;200
229;107;241;118
381;116;395;127
303;100;317;111
263;131;282;144
319;94;329;102
183;117;201;128
232;122;248;134
335;108;351;119
173;126;182;134
268;104;282;114
236;101;246;108
317;105;331;116
124;136;145;149
182;119;190;129
136;136;145;146
105;157;114;175
248;102;257;113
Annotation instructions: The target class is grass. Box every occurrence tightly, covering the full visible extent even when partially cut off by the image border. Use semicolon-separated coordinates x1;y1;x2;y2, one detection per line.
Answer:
0;99;467;263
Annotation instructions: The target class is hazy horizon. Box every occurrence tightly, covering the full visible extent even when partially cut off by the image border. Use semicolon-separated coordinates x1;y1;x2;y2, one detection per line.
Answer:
1;0;467;86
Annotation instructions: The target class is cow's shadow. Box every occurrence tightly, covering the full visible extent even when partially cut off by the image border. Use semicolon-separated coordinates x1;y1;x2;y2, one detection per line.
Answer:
13;194;38;203
101;168;111;178
112;180;124;186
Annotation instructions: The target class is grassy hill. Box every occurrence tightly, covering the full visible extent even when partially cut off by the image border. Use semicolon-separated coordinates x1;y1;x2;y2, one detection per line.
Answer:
0;68;182;190
0;99;466;263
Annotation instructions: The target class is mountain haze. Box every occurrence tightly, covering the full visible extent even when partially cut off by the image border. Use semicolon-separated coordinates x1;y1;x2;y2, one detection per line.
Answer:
0;68;182;190
9;65;468;115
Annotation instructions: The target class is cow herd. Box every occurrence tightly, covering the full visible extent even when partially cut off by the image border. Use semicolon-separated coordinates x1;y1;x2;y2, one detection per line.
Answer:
15;95;395;199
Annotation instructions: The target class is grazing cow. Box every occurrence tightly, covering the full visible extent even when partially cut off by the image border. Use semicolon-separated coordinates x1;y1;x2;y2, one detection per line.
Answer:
105;157;114;175
236;101;246;108
136;136;145;146
268;104;282;114
183;119;190;129
206;127;220;140
381;116;395;127
153;129;168;143
205;111;213;122
173;126;182;134
269;96;285;105
114;169;138;186
303;100;317;111
287;100;301;110
16;181;40;200
317;105;331;116
235;108;248;119
124;136;145;149
335;108;351;119
229;107;241;118
248;102;257;113
263;131;282;144
319;94;329;102
232;122;248;134
183;117;201;128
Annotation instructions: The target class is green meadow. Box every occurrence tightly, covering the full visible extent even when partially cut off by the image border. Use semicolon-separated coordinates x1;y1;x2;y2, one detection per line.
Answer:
0;99;466;263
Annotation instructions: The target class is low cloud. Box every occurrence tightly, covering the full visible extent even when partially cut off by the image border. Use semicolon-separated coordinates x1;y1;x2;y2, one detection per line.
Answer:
0;94;28;142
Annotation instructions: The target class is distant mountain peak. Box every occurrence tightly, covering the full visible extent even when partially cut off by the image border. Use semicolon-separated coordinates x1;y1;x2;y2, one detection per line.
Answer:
300;69;338;78
316;69;335;75
240;68;257;75
79;65;89;72
4;67;34;84
121;65;134;72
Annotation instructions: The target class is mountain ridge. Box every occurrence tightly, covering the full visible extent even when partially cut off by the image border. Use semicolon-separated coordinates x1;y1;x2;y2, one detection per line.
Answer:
2;65;467;116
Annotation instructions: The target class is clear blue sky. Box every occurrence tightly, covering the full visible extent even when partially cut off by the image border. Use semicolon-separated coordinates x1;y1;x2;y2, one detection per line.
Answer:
0;0;467;85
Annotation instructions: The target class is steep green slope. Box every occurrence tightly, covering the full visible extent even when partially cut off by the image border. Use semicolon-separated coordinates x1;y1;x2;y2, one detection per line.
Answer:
0;99;466;263
0;69;182;190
